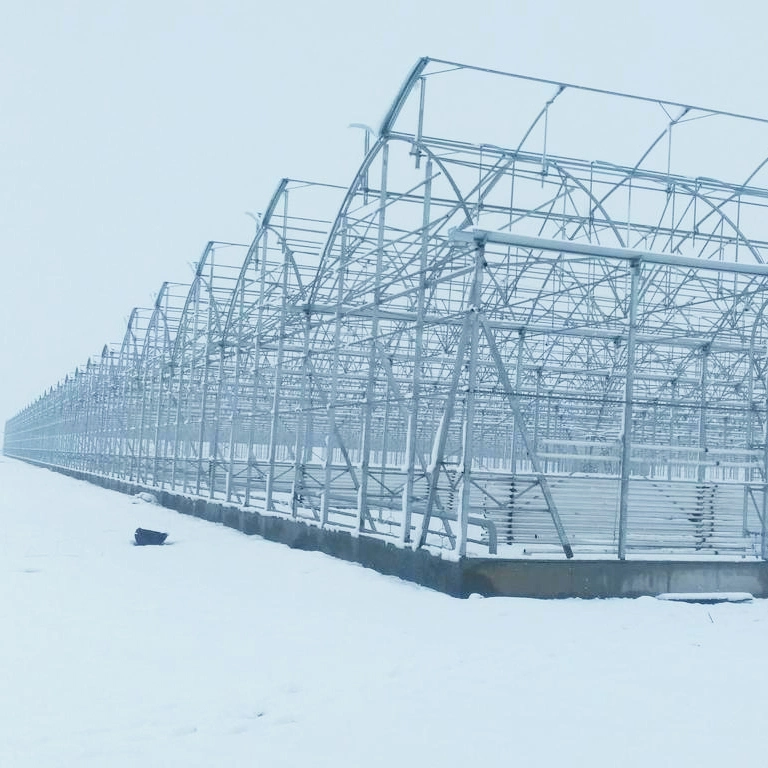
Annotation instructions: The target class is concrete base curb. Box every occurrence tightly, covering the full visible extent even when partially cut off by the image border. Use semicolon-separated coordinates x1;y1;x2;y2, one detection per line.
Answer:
9;457;768;599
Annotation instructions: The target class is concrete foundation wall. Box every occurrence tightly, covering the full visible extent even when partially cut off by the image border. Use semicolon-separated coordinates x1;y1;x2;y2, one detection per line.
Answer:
461;558;768;599
10;457;768;599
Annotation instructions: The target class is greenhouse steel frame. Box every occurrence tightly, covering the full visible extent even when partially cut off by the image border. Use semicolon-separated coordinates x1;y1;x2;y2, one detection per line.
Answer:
8;57;768;560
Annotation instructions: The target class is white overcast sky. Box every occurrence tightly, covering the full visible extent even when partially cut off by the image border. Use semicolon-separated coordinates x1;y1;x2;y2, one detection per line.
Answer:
2;0;767;423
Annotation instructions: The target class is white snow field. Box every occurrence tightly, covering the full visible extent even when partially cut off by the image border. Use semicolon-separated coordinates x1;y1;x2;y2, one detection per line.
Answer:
2;457;768;768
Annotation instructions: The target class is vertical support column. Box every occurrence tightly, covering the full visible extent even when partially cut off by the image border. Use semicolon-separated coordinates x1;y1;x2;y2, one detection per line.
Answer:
697;345;710;484
116;357;129;479
379;387;391;522
170;346;187;490
226;343;242;502
762;397;768;560
89;363;101;472
532;367;542;463
210;345;227;499
68;376;77;467
667;379;678;482
291;310;313;517
77;367;86;471
81;366;94;472
183;280;203;494
151;296;169;486
357;145;389;532
509;330;525;473
195;273;214;496
70;371;80;469
321;217;351;526
226;276;246;502
195;347;212;496
60;382;68;467
456;244;485;556
401;158;432;544
618;260;640;560
266;239;291;511
74;369;83;470
152;365;165;486
244;231;269;507
73;370;82;470
89;363;100;472
133;372;148;483
743;350;756;534
104;350;116;477
206;258;222;500
95;362;106;473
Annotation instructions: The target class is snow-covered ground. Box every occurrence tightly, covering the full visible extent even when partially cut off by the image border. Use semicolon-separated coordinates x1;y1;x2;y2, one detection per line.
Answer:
2;457;767;768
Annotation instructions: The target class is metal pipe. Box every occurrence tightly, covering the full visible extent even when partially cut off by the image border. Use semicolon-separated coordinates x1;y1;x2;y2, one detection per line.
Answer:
451;228;768;277
618;261;640;560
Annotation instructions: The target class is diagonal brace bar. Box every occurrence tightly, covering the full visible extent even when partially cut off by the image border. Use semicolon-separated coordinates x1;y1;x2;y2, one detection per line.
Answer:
479;316;574;558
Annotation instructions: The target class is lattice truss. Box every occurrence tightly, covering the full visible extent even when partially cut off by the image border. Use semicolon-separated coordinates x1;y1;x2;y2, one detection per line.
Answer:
8;58;768;560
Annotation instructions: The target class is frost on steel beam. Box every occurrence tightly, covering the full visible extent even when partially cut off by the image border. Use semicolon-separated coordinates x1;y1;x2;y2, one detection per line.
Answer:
450;229;768;277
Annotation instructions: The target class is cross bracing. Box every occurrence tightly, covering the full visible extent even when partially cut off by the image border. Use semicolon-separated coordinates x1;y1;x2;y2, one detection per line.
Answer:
7;58;768;560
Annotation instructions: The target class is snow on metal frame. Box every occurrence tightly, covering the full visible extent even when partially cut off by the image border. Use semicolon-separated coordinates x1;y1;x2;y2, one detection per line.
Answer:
7;57;768;561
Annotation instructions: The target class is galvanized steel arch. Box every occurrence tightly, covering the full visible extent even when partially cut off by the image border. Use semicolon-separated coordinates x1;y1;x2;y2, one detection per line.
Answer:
8;57;768;559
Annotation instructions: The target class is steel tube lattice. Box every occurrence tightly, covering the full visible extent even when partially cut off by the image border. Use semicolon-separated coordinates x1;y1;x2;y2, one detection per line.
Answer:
8;57;768;560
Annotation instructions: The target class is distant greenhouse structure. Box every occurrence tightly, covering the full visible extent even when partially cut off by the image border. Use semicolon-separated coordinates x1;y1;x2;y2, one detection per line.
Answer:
8;57;768;560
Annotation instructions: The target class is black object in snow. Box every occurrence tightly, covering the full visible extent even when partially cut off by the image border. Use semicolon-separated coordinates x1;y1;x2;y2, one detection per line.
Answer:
134;528;168;546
